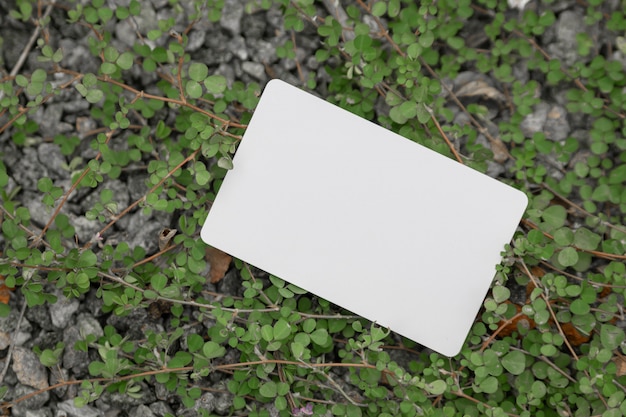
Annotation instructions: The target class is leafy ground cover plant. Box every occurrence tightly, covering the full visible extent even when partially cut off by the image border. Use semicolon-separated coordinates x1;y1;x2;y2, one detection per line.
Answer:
0;0;625;416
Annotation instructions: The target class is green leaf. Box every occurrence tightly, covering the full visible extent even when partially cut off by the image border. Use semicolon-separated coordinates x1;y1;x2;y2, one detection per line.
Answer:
425;380;447;395
416;102;431;123
353;35;372;52
492;286;510;303
558;247;578;267
151;274;167;292
116;52;134;70
202;341;226;359
187;334;204;353
100;62;117;75
186;80;203;99
478;376;498;394
261;324;273;341
196;170;211;186
570;299;590;315
85;89;104;103
310;328;329;345
553;227;574;246
273;319;291;341
259;381;277;398
291;341;305;358
371;2;386;17
15;75;28;87
600;324;625;350
31;69;46;82
574;227;601;251
204;75;227;94
419;31;434;48
531;380;547;398
217;156;233;170
501;351;526;375
188;63;209;82
77;250;97;268
542;205;566;229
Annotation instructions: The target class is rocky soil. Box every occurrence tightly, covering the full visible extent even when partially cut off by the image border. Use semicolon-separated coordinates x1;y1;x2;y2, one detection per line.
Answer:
0;0;621;416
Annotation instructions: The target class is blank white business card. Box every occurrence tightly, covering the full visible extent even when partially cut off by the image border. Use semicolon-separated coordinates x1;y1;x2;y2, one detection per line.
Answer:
201;79;527;356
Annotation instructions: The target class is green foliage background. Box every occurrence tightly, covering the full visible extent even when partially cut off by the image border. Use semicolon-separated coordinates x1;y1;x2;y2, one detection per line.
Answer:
0;0;625;416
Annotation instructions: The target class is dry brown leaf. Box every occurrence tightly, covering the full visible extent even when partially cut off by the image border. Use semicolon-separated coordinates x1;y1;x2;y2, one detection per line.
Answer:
206;246;232;284
0;275;12;305
613;354;626;377
158;228;177;251
560;322;590;347
497;302;535;337
455;80;506;102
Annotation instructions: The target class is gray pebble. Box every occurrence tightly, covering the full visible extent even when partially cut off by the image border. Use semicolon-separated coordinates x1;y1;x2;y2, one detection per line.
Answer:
57;399;103;417
520;102;550;137
12;346;49;390
132;405;156;417
149;401;175;417
544;105;570;141
186;30;206;52
547;11;587;66
62;325;89;375
49;292;80;328
126;210;166;254
150;0;171;10
77;312;104;338
229;36;249;61
8;148;49;191
242;62;266;81
9;384;50;416
70;214;101;246
25;410;53;417
213;392;233;415
220;0;244;35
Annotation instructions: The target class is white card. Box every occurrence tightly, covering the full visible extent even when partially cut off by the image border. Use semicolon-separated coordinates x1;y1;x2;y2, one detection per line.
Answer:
201;79;527;356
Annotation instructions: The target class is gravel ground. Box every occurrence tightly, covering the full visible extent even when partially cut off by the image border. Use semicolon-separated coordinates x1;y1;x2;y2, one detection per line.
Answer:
0;0;619;416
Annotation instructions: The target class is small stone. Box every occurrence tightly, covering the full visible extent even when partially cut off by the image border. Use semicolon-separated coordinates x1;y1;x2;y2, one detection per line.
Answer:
7;148;49;192
229;36;249;60
131;405;156;417
25;410;52;417
0;331;11;350
57;399;103;417
242;13;267;39
24;194;54;228
49;293;80;328
149;401;174;417
150;0;169;8
69;214;101;247
220;0;244;35
544;105;570;141
77;313;104;338
9;384;50;415
12;347;49;390
62;325;89;375
186;30;206;52
242;62;266;81
126;211;165;254
213;392;233;415
520;102;550;137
